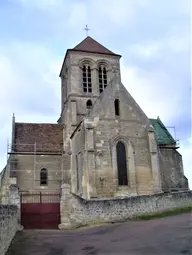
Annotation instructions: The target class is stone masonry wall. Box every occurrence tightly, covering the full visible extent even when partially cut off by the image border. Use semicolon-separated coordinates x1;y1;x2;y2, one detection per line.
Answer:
59;184;192;229
83;79;156;198
68;51;121;98
93;119;153;197
14;154;62;192
0;205;18;255
159;148;189;192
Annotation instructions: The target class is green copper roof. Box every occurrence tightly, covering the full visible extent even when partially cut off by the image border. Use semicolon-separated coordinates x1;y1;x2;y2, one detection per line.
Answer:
150;117;176;145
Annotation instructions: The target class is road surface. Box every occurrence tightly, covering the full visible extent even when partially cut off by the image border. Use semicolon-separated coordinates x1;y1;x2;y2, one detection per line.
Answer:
7;213;192;255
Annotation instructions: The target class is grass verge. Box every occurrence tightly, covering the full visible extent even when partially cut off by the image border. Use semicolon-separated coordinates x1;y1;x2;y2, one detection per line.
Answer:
134;206;192;220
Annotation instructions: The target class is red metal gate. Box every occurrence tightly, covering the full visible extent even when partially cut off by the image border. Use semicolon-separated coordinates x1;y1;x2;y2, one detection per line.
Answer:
20;192;60;229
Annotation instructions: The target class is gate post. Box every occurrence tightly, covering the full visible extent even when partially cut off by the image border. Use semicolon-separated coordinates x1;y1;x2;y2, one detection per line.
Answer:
9;184;23;230
58;184;73;229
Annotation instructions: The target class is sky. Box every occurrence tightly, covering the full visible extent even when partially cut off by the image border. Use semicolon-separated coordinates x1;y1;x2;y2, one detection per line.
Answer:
0;0;191;188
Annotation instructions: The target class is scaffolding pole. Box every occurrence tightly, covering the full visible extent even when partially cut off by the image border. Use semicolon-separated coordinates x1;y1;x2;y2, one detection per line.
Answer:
6;139;9;184
34;142;36;189
7;141;63;188
5;139;10;204
166;126;176;140
61;152;64;184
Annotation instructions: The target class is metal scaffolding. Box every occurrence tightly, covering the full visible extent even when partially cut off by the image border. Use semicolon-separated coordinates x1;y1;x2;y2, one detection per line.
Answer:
166;126;180;148
6;141;64;189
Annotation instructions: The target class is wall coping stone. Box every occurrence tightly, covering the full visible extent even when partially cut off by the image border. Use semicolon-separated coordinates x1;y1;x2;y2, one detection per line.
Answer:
72;191;192;203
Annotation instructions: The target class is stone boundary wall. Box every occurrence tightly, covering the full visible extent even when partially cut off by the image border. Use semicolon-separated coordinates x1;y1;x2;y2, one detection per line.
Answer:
59;184;192;229
0;205;19;255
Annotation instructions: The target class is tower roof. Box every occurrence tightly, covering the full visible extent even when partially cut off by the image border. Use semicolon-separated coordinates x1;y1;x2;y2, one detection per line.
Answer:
59;36;121;77
72;36;120;56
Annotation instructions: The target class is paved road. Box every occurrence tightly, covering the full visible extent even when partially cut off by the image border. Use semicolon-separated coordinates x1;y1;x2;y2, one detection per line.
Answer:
7;213;192;255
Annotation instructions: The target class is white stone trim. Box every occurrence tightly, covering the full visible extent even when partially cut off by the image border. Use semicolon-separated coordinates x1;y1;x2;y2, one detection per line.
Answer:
95;59;112;71
78;58;95;69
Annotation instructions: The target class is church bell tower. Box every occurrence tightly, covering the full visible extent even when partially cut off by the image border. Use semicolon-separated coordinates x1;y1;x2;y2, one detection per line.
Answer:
58;36;121;129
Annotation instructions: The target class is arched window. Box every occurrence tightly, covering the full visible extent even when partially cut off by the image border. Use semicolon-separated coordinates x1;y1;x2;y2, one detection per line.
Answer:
86;99;92;110
98;65;107;93
83;65;92;93
116;141;128;185
40;168;48;186
114;99;120;116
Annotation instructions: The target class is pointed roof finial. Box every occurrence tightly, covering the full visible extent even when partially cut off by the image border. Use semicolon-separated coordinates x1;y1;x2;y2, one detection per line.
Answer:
84;24;90;36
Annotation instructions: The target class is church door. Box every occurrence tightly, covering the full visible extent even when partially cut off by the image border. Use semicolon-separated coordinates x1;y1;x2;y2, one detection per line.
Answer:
116;141;128;185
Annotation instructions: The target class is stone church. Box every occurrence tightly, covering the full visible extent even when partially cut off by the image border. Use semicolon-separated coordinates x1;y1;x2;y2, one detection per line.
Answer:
1;36;189;228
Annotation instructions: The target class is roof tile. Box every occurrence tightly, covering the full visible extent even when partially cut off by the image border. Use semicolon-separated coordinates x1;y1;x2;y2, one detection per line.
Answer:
73;36;119;56
150;118;176;145
14;123;63;153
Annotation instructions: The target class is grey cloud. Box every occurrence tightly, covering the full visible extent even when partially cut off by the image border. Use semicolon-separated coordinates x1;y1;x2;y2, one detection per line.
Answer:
0;42;61;119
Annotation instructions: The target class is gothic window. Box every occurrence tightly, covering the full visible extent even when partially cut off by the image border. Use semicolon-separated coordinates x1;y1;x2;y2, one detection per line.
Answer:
40;168;48;186
114;99;120;116
83;65;92;93
86;99;92;110
98;65;107;93
116;141;128;185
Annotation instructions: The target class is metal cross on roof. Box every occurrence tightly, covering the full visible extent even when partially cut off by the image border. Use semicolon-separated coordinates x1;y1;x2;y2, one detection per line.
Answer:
84;25;90;36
